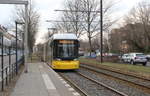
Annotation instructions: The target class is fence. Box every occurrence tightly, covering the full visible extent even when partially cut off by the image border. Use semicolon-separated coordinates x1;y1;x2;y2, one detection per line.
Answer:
0;32;24;91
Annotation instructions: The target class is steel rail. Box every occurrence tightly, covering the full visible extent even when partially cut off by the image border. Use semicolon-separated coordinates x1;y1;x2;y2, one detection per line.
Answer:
76;72;128;96
80;64;150;90
81;63;150;81
58;73;89;96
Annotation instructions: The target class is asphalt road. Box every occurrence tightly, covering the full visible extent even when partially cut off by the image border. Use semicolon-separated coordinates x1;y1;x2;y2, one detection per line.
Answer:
0;53;23;70
0;55;16;69
0;52;23;81
0;52;23;70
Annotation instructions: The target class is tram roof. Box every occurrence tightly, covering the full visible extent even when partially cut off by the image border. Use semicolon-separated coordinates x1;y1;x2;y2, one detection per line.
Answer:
53;33;78;40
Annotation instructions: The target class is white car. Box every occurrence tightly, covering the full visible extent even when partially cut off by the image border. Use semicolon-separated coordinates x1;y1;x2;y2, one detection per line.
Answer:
121;54;130;62
146;54;150;61
122;53;147;66
0;51;8;56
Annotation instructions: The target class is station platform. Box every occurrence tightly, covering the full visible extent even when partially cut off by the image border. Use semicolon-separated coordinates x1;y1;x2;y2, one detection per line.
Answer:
10;62;81;96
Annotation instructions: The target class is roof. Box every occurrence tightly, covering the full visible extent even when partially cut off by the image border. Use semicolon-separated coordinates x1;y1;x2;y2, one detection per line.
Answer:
53;33;78;40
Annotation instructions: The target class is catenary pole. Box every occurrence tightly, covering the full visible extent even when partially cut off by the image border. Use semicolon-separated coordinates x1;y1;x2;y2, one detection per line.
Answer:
24;4;28;73
100;0;103;63
15;21;18;74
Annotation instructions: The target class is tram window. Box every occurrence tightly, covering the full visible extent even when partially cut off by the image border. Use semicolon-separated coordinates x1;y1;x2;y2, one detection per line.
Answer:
57;44;75;57
53;40;78;59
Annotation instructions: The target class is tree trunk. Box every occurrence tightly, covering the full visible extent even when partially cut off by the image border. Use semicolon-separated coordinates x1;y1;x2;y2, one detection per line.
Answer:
88;36;92;56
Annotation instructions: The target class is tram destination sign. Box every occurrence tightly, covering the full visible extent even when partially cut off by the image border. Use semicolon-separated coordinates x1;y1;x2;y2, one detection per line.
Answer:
59;40;74;44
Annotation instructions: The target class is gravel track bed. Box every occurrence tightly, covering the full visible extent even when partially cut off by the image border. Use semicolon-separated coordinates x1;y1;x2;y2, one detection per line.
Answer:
61;71;122;96
81;64;150;88
79;68;150;96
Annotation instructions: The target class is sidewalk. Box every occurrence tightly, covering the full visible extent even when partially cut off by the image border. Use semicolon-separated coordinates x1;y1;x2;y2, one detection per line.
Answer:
10;62;77;96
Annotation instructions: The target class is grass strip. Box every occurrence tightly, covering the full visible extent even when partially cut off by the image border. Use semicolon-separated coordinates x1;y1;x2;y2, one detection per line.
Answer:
79;58;150;78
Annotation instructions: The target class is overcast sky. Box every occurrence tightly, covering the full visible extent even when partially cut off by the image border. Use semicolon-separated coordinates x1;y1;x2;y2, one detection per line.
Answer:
0;0;146;44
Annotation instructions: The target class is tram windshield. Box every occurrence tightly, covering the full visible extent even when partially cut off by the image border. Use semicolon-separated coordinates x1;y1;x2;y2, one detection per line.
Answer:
53;40;78;60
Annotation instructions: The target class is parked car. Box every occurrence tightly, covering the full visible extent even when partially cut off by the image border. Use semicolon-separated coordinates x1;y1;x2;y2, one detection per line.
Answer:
84;52;96;58
122;53;147;66
0;51;8;56
96;52;101;56
146;54;150;61
11;50;16;55
79;51;84;56
121;54;129;62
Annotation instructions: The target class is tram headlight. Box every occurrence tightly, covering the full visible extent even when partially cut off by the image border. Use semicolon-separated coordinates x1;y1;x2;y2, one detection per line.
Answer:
74;59;78;61
56;58;61;61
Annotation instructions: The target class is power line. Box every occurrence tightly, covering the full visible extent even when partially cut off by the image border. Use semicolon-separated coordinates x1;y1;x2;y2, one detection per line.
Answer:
55;9;101;13
46;20;99;23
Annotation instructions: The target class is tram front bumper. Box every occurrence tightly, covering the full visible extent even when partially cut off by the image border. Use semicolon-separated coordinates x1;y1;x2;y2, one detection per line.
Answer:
51;60;79;69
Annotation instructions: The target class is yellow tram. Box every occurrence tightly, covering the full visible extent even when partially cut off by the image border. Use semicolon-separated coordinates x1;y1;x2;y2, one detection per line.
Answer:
45;33;80;70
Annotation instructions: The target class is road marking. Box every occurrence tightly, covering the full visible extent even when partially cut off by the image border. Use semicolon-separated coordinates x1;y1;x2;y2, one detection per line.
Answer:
65;84;70;87
73;92;80;96
58;76;62;79
68;88;75;91
42;74;56;90
39;65;43;69
62;81;67;84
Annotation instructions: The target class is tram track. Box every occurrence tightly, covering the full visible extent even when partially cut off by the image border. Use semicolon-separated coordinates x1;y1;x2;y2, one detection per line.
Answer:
80;64;150;92
58;72;89;96
58;71;128;96
76;72;128;96
81;62;150;81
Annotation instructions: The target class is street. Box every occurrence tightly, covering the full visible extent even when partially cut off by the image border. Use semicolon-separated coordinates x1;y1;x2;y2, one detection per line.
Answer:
0;52;23;81
0;52;23;70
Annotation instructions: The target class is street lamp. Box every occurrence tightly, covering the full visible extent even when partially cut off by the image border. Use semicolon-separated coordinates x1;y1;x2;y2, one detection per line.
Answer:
15;21;25;75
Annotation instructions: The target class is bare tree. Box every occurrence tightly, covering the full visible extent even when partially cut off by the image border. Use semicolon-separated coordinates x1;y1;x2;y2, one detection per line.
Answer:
124;1;150;52
55;0;85;38
15;0;40;54
109;1;150;53
80;0;100;55
55;0;118;55
81;0;118;55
